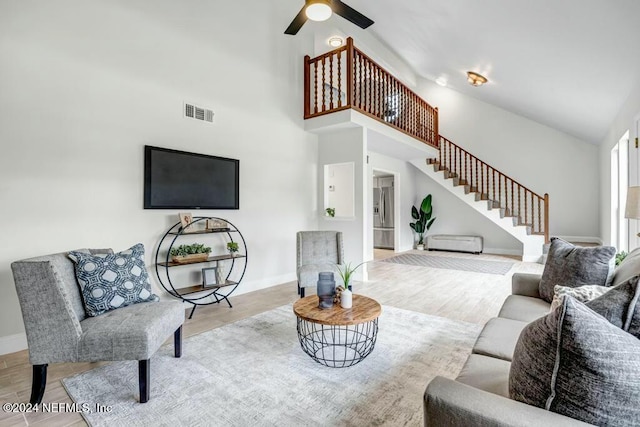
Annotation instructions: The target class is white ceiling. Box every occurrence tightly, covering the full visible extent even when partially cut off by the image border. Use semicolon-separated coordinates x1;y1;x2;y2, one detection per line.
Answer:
303;0;640;144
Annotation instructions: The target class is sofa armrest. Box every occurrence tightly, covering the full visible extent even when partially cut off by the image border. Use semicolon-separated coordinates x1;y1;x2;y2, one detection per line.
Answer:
424;376;591;427
511;273;542;298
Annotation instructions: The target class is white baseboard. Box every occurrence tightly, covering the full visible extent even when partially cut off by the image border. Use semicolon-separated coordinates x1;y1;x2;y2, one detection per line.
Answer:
482;247;522;257
0;333;27;355
555;235;603;244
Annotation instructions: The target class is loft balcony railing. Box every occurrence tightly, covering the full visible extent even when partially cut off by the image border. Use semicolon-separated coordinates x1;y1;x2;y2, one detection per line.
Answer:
304;37;439;148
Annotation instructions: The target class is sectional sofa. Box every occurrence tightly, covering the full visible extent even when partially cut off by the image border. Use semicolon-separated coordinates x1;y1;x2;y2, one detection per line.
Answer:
424;246;640;426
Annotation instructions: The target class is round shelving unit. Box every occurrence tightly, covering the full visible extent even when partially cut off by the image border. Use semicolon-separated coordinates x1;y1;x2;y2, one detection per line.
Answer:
154;217;247;318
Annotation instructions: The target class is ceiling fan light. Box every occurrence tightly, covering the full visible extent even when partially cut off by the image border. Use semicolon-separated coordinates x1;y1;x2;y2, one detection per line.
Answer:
466;71;488;87
306;2;332;22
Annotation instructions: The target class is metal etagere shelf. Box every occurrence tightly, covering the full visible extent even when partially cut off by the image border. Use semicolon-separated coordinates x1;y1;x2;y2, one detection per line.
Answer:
154;217;247;319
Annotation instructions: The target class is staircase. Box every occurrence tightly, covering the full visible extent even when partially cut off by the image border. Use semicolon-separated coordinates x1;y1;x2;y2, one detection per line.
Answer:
302;39;549;262
410;136;549;262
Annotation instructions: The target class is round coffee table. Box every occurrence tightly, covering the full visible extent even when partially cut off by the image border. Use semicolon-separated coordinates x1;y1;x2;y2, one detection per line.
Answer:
293;294;382;368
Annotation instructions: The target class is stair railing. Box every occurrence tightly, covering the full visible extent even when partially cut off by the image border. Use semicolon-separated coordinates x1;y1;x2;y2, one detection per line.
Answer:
437;136;549;243
304;37;439;148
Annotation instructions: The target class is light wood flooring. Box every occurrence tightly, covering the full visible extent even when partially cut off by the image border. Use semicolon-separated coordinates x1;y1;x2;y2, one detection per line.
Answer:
0;249;544;426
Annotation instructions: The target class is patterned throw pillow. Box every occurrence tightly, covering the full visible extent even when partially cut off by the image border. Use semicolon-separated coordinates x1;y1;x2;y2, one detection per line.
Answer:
68;243;159;317
538;238;615;303
550;284;611;311
509;296;640;425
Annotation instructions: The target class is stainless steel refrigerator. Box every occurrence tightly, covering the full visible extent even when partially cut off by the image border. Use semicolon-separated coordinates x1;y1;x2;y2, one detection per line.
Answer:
373;186;394;249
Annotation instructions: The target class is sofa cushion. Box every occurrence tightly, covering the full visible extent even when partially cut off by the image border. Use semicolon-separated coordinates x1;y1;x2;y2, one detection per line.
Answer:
538;237;615;303
586;276;640;338
509;296;640;426
68;243;159;317
472;317;529;361
498;295;550;322
456;354;510;398
550;284;611;311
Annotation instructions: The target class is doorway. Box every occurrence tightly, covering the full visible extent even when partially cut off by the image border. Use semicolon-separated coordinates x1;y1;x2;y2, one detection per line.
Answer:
372;170;397;257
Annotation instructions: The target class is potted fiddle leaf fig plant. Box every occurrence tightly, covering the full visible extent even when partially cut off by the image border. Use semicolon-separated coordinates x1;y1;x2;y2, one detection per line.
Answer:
410;194;436;250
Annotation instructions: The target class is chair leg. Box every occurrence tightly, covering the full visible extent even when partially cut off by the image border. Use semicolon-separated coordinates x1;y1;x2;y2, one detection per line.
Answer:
174;326;182;358
138;359;150;403
300;286;305;298
30;364;47;405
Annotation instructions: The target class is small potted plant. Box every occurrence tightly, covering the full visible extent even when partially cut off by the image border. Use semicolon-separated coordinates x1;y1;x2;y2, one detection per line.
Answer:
170;243;211;264
326;207;336;217
335;261;366;309
227;241;239;257
410;194;436;250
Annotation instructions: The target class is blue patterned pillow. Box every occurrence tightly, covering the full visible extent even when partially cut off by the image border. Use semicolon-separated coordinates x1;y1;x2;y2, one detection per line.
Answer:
68;243;159;317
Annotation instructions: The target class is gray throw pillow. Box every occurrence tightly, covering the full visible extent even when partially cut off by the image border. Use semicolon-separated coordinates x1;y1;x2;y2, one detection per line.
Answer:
68;243;159;317
587;276;640;338
509;296;640;425
538;238;615;303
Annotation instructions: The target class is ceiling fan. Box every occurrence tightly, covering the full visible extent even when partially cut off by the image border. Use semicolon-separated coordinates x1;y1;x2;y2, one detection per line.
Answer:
284;0;374;35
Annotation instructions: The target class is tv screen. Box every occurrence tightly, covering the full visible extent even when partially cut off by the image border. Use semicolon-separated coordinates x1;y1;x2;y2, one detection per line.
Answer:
144;145;239;209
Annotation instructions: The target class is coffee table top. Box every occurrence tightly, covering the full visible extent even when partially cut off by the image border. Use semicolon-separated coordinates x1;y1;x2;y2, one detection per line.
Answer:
293;295;382;326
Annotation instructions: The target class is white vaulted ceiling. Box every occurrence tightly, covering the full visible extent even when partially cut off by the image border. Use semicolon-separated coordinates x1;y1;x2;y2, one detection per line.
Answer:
295;0;640;144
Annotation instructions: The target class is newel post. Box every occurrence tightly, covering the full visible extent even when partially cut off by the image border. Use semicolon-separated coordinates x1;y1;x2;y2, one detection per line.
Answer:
434;107;440;148
346;37;354;107
544;193;550;243
304;55;311;119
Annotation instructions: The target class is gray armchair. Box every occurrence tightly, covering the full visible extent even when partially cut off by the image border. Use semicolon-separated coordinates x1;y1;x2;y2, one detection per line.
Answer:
296;231;344;297
11;249;185;404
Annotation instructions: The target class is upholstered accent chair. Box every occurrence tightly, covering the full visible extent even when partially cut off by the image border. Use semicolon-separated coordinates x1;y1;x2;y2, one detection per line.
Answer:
11;249;185;404
296;231;344;297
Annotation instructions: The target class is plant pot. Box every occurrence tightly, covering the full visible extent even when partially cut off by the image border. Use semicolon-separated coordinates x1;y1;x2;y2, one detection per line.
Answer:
171;253;210;264
341;288;353;309
416;244;425;250
229;252;238;258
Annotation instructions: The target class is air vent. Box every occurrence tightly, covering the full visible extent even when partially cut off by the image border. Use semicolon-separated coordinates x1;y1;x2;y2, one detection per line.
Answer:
184;102;215;123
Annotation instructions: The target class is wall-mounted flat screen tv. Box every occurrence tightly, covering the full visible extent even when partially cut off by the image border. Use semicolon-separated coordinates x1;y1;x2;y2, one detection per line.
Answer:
144;145;239;209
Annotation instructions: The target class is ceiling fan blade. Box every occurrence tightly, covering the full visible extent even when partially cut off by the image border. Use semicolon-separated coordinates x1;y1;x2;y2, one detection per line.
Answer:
331;0;374;29
284;6;308;35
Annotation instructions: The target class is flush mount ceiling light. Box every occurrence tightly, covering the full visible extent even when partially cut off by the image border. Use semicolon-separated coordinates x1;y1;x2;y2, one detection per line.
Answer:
435;77;447;87
306;0;332;21
328;36;344;47
467;71;488;87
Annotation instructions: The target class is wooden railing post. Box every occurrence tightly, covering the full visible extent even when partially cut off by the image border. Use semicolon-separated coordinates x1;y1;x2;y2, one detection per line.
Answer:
304;55;310;119
346;37;354;107
544;193;550;243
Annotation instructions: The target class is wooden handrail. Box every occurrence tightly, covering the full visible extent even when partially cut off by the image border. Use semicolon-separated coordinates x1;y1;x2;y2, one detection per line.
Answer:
436;136;550;243
304;37;439;148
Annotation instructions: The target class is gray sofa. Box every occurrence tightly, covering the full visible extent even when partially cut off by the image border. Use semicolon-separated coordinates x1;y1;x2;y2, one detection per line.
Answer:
423;272;593;426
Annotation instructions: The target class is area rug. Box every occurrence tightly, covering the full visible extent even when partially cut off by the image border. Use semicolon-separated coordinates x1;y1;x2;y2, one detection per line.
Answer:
62;305;481;427
381;253;515;275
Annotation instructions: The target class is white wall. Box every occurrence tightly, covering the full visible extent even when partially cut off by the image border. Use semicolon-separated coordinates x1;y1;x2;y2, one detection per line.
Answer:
599;81;640;247
418;79;600;241
0;0;318;352
318;128;367;278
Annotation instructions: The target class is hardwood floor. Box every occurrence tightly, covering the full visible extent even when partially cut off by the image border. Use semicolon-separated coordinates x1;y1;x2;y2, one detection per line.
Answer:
0;249;544;426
